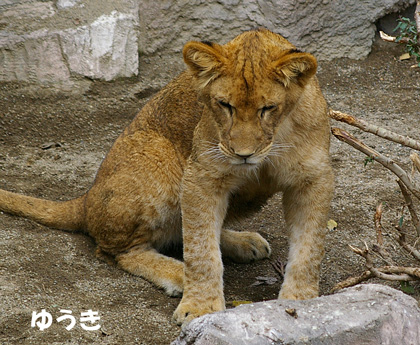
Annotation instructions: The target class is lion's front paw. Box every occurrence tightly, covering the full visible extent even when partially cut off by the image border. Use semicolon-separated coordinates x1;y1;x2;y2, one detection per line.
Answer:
164;283;183;298
221;230;271;263
172;296;225;326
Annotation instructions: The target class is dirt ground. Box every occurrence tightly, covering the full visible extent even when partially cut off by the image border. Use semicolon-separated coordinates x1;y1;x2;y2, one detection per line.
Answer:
1;36;420;344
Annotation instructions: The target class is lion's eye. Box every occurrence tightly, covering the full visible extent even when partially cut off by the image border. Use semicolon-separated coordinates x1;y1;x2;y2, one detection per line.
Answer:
260;105;276;118
218;100;233;115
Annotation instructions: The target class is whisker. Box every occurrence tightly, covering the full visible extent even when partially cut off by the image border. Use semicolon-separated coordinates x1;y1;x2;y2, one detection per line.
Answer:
271;143;294;150
266;142;294;158
251;167;260;184
200;143;229;164
265;156;276;168
267;152;284;158
199;141;224;160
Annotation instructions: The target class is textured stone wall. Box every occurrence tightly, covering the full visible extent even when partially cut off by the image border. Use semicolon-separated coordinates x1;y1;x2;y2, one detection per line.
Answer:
0;0;139;86
0;0;415;86
138;0;415;60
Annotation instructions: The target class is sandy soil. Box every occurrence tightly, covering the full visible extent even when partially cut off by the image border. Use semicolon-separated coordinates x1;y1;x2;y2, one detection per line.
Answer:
0;37;419;344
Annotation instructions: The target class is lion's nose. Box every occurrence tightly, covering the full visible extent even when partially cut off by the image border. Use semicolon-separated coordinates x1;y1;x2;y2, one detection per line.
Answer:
234;149;255;159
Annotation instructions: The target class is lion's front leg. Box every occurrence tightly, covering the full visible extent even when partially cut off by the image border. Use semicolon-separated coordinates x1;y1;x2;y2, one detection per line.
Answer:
172;163;231;325
279;172;334;300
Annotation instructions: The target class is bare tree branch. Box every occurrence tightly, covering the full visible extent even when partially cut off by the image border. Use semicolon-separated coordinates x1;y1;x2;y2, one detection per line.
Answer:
381;265;420;278
372;244;396;266
333;241;420;292
331;265;420;292
349;243;414;281
271;256;286;279
397;179;420;236
331;271;373;292
395;225;420;261
374;203;384;245
331;127;420;200
329;109;420;151
333;243;420;292
379;30;411;44
331;108;420;293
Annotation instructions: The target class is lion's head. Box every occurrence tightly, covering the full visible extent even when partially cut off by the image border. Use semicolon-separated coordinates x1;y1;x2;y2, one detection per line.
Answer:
183;29;318;169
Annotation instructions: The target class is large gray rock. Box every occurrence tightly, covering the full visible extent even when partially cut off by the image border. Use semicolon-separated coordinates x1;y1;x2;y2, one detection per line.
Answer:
172;284;420;345
0;0;415;86
0;0;139;87
139;0;415;60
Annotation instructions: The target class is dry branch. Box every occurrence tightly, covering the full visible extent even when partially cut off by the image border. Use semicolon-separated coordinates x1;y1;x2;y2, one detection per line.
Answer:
332;243;420;292
331;108;420;294
395;225;420;261
381;265;420;278
379;30;395;43
416;0;420;36
331;271;373;292
397;237;420;261
372;244;396;266
329;109;420;151
349;243;414;281
331;127;420;200
397;179;420;236
332;265;420;292
271;256;286;279
379;30;411;44
374;203;384;245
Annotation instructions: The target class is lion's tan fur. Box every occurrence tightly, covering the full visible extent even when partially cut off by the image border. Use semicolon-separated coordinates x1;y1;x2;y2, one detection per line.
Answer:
0;29;333;325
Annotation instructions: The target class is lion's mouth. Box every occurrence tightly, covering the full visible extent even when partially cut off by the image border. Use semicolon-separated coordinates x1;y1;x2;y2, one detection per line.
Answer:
200;142;274;168
230;155;263;166
217;142;270;166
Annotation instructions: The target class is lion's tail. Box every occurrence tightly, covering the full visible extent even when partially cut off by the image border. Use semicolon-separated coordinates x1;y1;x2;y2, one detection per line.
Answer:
0;189;85;231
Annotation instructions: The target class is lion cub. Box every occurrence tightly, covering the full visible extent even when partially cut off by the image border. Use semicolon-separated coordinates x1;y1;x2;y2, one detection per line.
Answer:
0;29;333;325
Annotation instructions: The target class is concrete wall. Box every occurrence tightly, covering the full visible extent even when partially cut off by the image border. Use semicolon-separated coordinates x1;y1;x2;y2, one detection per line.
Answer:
0;0;415;87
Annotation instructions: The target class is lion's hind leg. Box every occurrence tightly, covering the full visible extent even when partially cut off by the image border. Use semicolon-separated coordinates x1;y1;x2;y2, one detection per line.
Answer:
220;229;271;263
116;246;184;297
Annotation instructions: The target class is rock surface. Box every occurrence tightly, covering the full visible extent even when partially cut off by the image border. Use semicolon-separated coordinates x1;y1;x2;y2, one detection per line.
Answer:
138;0;415;60
172;284;420;345
0;0;415;86
0;0;139;87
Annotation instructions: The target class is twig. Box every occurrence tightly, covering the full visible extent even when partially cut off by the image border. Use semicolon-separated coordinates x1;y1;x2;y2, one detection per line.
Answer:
379;30;411;44
397;179;420;236
374;203;384;245
333;242;420;292
350;242;420;281
372;244;396;266
331;271;372;292
331;127;420;200
271;256;286;279
380;265;420;278
329;109;420;151
395;226;420;261
416;1;420;37
331;264;420;292
399;240;420;261
371;203;395;266
349;243;413;281
330;109;420;293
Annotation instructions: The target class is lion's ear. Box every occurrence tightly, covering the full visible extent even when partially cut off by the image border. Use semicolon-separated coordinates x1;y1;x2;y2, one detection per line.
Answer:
272;50;317;87
183;41;225;87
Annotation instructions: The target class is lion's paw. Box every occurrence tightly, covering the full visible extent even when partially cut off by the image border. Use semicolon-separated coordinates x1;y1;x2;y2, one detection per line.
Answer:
221;230;271;263
172;296;225;326
164;283;183;298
